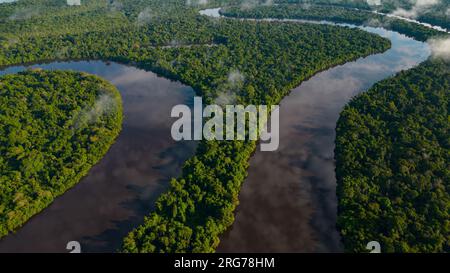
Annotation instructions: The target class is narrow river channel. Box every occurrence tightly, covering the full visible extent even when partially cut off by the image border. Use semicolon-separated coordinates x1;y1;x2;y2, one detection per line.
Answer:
200;8;431;253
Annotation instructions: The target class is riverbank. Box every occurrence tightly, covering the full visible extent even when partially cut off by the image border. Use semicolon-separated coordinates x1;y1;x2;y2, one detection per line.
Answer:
0;61;196;252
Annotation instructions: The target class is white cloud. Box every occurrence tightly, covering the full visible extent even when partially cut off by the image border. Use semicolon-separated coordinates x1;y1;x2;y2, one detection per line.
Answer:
428;37;450;61
214;70;245;106
136;7;154;26
415;0;440;8
366;0;381;6
214;90;237;106
227;70;245;88
365;17;389;27
240;0;258;10
8;7;41;20
73;92;118;130
392;0;440;19
67;0;81;6
186;0;208;6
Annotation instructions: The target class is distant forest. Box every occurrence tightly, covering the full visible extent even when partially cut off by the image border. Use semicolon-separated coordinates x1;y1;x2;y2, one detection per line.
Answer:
274;0;450;30
221;3;446;41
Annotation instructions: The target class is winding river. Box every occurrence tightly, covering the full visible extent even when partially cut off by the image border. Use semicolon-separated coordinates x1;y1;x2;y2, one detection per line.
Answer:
200;8;431;253
0;7;434;253
0;61;196;252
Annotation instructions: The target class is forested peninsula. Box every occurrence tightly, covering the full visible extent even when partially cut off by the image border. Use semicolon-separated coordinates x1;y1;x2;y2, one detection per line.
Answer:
0;70;123;238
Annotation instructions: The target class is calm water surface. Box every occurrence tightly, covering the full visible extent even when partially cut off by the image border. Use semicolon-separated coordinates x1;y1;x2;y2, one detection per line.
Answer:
0;61;196;252
200;9;431;252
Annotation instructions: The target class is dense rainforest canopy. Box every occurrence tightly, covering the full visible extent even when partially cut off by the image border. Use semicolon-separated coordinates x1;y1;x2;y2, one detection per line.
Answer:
0;70;123;238
220;2;447;42
273;0;450;31
222;1;449;253
0;0;448;253
220;1;450;253
335;60;449;252
0;0;391;251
